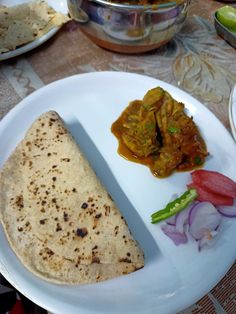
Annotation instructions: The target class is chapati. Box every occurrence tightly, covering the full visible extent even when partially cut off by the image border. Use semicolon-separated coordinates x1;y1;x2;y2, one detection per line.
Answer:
0;111;144;284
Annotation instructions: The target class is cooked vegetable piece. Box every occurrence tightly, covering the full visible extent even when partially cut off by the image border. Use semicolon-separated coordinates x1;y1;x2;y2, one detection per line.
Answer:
142;86;165;110
187;182;234;206
112;100;160;159
191;169;236;198
151;189;197;224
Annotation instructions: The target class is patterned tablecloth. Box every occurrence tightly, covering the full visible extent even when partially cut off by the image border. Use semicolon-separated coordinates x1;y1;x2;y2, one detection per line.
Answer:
0;0;235;313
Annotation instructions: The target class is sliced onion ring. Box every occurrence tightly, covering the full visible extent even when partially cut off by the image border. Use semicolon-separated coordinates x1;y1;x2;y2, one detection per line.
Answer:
217;203;236;218
175;204;194;233
188;202;222;240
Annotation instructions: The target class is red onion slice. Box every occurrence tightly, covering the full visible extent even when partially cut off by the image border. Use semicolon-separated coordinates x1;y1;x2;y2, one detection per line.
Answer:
161;224;188;246
188;202;199;226
175;204;194;233
217;200;236;217
188;202;222;240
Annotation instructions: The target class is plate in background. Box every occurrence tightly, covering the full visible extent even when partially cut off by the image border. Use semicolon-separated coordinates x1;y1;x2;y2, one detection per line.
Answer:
0;0;68;61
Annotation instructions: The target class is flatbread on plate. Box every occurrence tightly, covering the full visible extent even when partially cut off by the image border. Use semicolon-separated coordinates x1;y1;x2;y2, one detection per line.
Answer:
0;111;144;284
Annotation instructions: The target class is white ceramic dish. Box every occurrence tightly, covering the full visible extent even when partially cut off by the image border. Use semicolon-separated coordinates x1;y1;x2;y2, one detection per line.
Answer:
0;0;68;61
0;72;236;314
229;84;236;141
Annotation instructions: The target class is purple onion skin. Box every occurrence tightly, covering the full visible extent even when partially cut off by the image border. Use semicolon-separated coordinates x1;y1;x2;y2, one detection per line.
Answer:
160;195;235;250
216;206;236;218
161;225;188;246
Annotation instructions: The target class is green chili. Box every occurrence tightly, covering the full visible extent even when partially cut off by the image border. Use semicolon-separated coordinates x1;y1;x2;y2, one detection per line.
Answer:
194;155;203;165
168;126;180;134
151;189;198;224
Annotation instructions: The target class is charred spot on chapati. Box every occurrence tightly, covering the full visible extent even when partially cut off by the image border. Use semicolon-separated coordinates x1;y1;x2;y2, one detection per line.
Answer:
81;202;88;209
92;256;100;263
15;195;24;209
95;213;102;219
76;227;88;238
119;258;132;263
56;223;62;232
63;211;69;222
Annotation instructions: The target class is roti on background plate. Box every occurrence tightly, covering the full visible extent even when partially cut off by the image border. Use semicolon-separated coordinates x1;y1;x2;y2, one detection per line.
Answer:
0;111;144;284
0;0;70;53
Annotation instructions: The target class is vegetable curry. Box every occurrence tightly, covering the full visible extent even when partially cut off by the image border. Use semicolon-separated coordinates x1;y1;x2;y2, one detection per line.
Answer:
111;87;208;178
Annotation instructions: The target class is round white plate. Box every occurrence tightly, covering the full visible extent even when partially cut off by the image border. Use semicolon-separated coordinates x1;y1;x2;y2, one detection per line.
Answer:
0;72;236;314
0;0;68;61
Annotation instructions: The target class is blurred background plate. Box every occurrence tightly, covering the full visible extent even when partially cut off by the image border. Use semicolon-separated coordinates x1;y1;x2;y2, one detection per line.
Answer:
0;0;68;62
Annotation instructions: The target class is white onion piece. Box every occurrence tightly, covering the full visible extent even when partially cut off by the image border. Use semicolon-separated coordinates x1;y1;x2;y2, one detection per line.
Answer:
188;201;199;225
175;204;194;233
161;224;188;246
217;201;236;217
166;215;176;226
198;230;218;251
189;202;222;240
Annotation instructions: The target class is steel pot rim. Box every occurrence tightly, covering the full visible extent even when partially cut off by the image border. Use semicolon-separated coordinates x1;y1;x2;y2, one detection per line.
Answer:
89;0;184;11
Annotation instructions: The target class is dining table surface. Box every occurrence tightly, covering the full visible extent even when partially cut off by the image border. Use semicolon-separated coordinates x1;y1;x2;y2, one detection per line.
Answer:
0;0;236;313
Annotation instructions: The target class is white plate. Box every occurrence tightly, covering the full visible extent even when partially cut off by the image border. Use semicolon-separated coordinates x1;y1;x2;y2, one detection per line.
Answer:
0;72;236;314
229;84;236;141
0;0;68;61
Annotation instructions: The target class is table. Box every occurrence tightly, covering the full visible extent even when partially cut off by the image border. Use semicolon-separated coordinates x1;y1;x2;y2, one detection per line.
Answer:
0;0;235;313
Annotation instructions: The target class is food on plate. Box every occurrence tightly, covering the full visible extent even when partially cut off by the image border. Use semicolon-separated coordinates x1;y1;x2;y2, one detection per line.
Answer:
151;169;236;250
188;169;236;206
0;0;70;54
111;87;208;178
151;189;197;224
0;111;144;284
190;170;236;198
187;183;234;206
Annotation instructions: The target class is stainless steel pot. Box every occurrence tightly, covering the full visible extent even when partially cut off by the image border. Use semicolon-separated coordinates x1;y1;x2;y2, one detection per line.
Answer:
67;0;191;53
